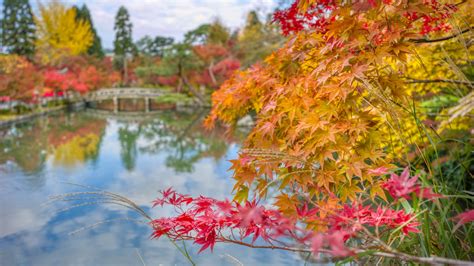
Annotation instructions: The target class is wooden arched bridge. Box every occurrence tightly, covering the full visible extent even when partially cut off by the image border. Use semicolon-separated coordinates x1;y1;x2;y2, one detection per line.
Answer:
86;88;166;113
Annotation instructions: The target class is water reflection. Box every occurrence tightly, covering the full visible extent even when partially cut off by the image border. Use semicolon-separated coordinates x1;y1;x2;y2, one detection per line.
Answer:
0;112;106;173
0;109;303;265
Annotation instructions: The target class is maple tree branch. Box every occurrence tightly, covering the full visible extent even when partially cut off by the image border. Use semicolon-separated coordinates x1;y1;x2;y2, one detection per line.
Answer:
454;0;467;6
362;250;473;265
218;237;473;265
410;27;473;43
405;78;474;86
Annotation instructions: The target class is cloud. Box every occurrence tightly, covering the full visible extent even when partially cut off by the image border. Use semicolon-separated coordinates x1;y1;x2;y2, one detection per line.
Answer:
80;0;278;48
1;0;277;49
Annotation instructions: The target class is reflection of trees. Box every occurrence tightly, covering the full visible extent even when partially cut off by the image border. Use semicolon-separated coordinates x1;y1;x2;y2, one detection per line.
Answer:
52;132;102;167
0;122;48;174
134;109;246;173
48;114;106;168
0;112;106;174
118;125;141;171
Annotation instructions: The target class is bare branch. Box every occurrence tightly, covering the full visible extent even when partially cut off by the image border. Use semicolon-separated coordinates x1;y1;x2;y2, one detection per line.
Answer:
410;27;473;43
217;237;474;265
454;0;467;6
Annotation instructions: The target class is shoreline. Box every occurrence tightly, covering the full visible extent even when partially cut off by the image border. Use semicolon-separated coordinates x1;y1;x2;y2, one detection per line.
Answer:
0;102;85;129
0;101;210;128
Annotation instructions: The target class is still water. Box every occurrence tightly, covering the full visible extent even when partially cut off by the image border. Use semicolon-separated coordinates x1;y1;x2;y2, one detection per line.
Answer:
0;109;305;265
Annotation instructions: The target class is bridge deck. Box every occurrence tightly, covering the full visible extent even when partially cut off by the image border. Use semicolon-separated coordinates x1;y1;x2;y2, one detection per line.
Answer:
85;88;168;113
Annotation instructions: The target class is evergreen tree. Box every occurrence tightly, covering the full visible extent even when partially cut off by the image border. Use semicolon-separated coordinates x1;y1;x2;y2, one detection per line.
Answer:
113;6;135;85
113;6;134;56
245;10;262;29
74;4;104;57
136;35;174;57
236;10;283;67
183;19;229;46
184;24;211;45
208;19;230;45
1;0;36;57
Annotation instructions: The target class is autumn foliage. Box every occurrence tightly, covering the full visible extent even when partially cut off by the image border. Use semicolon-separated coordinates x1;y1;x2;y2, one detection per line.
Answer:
35;0;94;64
0;0;472;262
150;0;473;263
151;166;451;257
0;54;120;103
0;0;120;105
151;167;428;254
0;55;43;103
205;0;471;204
42;57;120;96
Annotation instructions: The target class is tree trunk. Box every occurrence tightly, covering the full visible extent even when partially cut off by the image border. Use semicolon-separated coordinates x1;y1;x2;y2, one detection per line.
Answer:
208;60;217;86
182;77;205;105
176;78;183;93
8;100;14;114
176;60;184;93
123;55;128;86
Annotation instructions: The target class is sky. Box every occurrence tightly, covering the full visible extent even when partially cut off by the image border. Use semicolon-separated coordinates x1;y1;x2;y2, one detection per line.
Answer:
1;0;278;49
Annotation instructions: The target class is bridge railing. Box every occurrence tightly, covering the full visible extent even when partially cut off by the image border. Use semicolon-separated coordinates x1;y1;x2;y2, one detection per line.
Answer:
87;88;166;100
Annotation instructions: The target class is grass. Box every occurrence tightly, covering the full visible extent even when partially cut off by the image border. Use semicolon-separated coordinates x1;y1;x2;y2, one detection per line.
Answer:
0;113;18;121
155;92;194;105
47;182;197;265
0;103;66;122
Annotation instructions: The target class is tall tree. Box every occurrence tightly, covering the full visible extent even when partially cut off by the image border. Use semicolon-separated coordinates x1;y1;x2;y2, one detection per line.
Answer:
245;10;262;28
113;6;134;85
35;0;93;63
74;4;104;58
113;6;134;56
1;0;36;57
236;10;283;67
207;19;230;45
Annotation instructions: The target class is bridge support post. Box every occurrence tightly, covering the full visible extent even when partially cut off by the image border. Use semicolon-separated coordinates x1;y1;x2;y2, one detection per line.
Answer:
145;97;150;113
113;97;119;113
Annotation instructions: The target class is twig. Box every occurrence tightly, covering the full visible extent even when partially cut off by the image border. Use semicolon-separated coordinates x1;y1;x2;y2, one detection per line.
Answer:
405;78;474;86
454;0;467;6
68;218;147;235
135;248;146;266
410;27;473;43
221;253;244;266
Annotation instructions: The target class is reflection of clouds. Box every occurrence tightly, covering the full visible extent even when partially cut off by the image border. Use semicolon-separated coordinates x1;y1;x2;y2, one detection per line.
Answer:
2;202;299;265
0;112;304;265
105;156;234;220
0;189;52;239
101;121;122;156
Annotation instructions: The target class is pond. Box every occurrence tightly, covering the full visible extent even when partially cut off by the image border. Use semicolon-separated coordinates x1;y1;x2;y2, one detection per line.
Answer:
0;109;307;265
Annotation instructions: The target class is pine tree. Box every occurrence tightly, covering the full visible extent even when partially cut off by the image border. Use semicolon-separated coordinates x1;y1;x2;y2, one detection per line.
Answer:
1;0;36;57
245;10;262;29
208;19;230;45
74;4;104;58
237;10;266;67
136;35;173;57
113;6;134;56
113;6;135;86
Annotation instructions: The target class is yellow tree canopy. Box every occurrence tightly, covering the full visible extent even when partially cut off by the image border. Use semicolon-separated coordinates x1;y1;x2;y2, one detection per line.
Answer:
35;0;93;62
